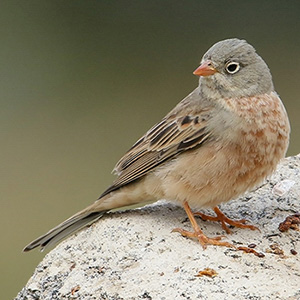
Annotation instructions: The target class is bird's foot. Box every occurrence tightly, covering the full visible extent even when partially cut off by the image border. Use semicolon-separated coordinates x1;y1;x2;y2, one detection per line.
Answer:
194;206;259;234
172;227;234;249
172;201;235;249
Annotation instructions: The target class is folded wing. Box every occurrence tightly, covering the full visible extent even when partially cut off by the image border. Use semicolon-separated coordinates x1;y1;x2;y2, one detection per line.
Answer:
99;108;212;198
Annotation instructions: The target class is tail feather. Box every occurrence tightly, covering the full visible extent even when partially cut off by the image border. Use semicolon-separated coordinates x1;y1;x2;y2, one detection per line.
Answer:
23;211;107;252
23;180;154;252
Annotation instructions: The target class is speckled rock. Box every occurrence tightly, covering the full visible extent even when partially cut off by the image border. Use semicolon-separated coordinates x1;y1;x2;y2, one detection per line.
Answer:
16;155;300;300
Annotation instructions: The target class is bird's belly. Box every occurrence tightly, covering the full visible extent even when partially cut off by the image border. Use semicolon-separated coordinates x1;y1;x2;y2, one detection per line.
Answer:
156;138;284;209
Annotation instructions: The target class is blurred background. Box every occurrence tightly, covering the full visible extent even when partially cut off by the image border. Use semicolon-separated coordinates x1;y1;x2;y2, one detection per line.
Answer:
1;1;299;298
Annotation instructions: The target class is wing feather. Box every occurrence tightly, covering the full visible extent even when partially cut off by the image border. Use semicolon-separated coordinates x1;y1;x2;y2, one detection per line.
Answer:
99;106;212;198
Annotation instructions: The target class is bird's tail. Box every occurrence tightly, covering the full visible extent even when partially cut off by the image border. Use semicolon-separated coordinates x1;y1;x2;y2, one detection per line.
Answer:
23;178;155;252
23;209;107;252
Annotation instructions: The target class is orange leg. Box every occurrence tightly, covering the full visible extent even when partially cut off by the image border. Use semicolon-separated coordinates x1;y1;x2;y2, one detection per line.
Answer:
172;202;235;249
194;206;259;234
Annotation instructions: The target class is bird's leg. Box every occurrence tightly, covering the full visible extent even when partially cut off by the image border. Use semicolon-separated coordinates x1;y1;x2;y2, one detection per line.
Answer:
172;202;234;249
194;206;259;234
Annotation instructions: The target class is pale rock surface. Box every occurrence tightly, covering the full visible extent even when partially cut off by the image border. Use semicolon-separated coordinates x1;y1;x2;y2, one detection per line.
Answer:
16;155;300;300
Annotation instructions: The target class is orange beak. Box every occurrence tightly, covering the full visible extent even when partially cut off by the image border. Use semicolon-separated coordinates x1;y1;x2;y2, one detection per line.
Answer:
193;61;217;76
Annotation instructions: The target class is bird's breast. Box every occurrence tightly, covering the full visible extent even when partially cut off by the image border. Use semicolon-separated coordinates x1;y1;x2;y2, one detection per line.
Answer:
156;91;290;208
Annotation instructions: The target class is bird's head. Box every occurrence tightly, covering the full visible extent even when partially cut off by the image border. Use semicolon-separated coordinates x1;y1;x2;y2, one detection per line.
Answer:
194;38;274;99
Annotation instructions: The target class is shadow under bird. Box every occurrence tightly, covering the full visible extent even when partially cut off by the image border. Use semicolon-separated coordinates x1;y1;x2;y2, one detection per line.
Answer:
24;38;290;252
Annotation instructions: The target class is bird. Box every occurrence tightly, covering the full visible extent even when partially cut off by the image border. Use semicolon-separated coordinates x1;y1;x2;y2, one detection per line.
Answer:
23;38;290;252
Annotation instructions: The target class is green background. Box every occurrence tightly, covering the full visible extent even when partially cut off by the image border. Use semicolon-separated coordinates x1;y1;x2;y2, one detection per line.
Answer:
1;1;300;298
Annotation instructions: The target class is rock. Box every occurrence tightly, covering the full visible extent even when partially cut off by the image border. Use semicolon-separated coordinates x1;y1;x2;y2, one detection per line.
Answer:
16;155;300;300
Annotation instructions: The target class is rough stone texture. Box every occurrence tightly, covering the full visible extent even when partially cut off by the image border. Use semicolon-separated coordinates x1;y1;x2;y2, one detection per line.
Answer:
16;155;300;300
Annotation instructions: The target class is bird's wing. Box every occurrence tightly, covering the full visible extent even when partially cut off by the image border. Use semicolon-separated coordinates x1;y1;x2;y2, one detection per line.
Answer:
99;103;213;198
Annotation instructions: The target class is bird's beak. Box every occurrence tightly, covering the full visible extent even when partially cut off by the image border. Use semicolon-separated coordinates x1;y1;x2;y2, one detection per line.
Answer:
193;61;217;76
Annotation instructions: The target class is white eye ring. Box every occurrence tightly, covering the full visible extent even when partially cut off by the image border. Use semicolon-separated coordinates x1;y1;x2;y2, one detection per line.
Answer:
225;62;240;74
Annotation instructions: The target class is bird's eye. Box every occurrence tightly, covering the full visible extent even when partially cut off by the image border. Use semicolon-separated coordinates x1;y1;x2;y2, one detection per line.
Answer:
225;62;240;74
